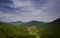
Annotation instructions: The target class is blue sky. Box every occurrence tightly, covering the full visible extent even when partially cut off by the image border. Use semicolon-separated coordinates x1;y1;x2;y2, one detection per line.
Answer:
0;0;60;22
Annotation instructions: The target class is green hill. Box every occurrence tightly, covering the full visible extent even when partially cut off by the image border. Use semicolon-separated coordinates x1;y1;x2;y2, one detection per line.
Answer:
0;18;60;38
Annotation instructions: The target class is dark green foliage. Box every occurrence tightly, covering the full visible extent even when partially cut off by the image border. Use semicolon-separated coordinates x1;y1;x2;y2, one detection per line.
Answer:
0;18;60;38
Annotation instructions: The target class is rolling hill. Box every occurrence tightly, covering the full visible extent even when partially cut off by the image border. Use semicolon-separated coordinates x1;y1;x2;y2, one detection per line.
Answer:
0;18;60;38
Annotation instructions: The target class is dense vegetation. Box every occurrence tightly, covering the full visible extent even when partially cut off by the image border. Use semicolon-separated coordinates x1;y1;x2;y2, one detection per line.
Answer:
0;18;60;38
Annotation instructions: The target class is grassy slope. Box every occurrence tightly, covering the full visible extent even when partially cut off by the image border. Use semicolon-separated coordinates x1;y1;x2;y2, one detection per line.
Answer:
0;18;60;38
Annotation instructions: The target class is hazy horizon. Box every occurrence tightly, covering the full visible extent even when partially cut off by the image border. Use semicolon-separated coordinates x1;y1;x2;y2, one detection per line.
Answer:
0;0;60;22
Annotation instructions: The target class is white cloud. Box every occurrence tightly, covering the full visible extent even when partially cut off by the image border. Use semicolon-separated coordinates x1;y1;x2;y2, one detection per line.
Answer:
13;0;33;8
0;12;15;18
0;0;60;22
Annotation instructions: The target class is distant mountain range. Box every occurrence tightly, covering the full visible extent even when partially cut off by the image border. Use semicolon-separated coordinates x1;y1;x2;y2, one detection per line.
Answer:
0;18;60;25
10;18;60;25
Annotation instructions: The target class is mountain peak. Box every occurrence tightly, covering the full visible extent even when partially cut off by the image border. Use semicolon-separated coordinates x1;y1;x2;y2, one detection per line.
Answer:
28;20;43;23
53;18;60;22
52;18;60;24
